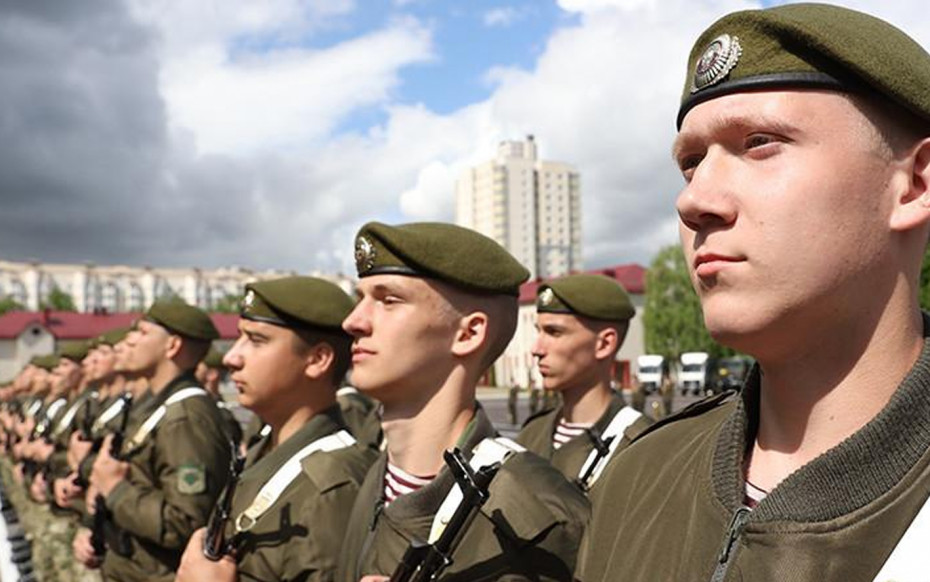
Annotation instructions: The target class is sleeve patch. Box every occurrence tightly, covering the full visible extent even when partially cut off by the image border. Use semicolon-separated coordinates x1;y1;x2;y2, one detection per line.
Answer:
177;464;207;495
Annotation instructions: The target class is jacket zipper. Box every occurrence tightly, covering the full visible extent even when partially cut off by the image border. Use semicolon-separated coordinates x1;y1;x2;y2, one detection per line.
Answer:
710;506;751;582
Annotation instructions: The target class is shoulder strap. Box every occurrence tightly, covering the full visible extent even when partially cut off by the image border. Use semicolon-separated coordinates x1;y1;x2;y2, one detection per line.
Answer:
235;430;356;531
577;406;643;487
92;397;127;432
52;398;85;437
428;437;525;543
873;492;930;581
126;387;207;450
44;398;67;421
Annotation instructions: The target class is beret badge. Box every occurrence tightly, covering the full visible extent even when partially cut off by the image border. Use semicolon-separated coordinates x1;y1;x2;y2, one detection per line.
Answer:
242;289;256;310
355;236;376;274
539;288;555;307
692;33;742;93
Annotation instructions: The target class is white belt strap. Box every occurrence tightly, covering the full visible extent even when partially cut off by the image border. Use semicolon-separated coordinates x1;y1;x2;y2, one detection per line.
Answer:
127;387;207;449
873;492;930;581
428;437;524;543
26;400;42;417
235;430;356;532
93;397;127;432
336;386;359;397
44;398;67;423
577;406;643;487
53;398;87;437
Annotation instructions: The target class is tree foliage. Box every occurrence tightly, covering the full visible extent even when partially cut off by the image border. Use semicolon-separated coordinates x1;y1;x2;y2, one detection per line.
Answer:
41;287;76;311
920;247;930;311
0;296;24;317
642;245;735;360
212;293;242;314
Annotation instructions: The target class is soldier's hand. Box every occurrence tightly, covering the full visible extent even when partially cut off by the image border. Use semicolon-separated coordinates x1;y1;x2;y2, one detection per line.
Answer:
85;484;100;514
68;430;94;469
54;474;82;507
175;528;237;582
35;439;55;462
73;528;101;569
29;472;48;503
90;434;129;496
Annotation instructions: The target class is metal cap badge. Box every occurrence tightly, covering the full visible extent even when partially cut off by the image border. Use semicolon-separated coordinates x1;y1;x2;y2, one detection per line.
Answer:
355;235;375;274
538;288;555;307
691;34;742;93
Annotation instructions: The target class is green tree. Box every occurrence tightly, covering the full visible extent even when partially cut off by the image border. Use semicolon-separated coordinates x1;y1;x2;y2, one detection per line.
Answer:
212;293;242;314
41;287;76;311
0;296;24;316
642;245;734;360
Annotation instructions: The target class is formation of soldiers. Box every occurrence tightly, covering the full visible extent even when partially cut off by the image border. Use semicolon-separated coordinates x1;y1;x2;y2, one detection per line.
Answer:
3;3;930;581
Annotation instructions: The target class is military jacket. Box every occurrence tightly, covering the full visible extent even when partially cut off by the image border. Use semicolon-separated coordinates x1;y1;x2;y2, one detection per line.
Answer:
336;387;381;448
336;406;590;582
227;405;378;582
101;371;232;582
576;333;930;582
515;391;652;484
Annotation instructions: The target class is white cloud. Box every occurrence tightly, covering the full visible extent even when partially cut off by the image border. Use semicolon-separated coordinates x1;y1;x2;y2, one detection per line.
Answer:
160;17;434;154
483;7;522;27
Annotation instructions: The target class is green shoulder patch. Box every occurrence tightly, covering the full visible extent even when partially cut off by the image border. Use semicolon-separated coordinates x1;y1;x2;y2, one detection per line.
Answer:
177;464;207;495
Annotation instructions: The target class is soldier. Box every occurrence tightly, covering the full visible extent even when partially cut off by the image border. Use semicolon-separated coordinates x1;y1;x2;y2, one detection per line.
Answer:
88;298;232;581
336;221;589;582
516;274;652;489
576;4;930;581
335;384;380;448
174;276;378;581
195;348;243;446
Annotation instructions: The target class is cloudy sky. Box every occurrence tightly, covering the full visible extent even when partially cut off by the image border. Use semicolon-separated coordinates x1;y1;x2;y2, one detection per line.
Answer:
1;0;928;275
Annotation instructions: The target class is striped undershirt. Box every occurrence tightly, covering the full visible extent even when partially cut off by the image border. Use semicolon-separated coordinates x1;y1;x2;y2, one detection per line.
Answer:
744;479;768;508
384;462;436;505
553;418;592;450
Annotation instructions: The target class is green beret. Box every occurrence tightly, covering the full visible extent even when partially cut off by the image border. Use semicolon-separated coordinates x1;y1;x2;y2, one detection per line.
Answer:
30;354;59;371
537;274;635;322
145;297;219;341
241;276;354;331
354;222;530;296
202;348;226;369
97;326;130;347
679;3;930;128
58;341;90;363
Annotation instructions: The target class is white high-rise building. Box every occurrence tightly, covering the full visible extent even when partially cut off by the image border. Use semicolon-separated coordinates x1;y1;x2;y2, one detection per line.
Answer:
456;136;581;279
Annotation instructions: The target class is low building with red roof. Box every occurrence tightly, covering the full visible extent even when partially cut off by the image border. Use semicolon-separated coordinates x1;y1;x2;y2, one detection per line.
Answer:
0;309;239;381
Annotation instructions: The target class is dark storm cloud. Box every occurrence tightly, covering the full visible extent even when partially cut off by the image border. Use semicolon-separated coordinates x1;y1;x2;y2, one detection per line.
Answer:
0;0;283;269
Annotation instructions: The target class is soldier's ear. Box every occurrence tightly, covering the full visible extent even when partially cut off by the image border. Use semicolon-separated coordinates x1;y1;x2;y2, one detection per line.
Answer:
593;327;618;361
451;311;490;359
889;136;930;233
164;334;184;360
303;342;335;381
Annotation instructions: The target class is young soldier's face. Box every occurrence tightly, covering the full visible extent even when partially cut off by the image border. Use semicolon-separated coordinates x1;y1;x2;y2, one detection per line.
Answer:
123;320;171;374
343;274;460;405
533;312;601;392
224;319;312;417
93;345;116;381
674;90;901;359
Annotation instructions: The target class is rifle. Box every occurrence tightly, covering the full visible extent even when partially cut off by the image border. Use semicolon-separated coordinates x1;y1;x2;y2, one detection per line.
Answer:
90;392;134;557
390;448;500;582
79;396;98;441
202;440;245;561
575;426;615;492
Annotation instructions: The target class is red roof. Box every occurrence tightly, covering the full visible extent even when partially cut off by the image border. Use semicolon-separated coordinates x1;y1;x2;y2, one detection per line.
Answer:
518;263;646;304
0;310;240;340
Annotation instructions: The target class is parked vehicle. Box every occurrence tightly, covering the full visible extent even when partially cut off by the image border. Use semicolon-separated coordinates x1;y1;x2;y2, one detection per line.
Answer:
636;355;666;394
709;356;752;394
678;352;710;396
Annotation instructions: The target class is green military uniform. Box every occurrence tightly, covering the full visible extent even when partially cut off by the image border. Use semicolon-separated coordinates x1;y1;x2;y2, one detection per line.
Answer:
100;300;231;582
336;386;380;448
227;406;377;581
337;406;589;582
577;5;930;580
577;331;930;581
337;222;591;581
516;391;651;485
517;274;651;487
208;275;378;581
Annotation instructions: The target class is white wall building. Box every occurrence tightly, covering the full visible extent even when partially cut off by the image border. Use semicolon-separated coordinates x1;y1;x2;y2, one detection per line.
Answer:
456;136;581;279
0;259;354;313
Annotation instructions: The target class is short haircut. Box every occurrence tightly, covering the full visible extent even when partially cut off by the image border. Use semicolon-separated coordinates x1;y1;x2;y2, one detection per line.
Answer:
434;282;519;372
291;327;353;385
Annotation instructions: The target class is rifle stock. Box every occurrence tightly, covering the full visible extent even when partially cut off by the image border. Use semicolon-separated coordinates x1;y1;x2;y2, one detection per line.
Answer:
202;440;245;561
